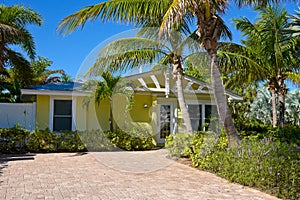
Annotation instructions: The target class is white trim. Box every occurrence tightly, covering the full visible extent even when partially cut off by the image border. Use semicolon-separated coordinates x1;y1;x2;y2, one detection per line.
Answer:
201;104;205;130
138;78;148;88
21;89;89;97
184;81;193;91
49;96;76;131
156;98;177;144
150;75;161;89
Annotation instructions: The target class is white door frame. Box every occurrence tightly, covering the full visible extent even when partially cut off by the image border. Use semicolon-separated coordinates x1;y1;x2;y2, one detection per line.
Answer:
156;98;177;144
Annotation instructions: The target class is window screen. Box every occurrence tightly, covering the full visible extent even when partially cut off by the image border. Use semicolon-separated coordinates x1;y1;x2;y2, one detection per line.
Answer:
188;104;202;131
53;100;72;131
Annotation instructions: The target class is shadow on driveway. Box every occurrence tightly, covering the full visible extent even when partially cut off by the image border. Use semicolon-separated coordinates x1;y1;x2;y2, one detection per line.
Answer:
0;153;36;180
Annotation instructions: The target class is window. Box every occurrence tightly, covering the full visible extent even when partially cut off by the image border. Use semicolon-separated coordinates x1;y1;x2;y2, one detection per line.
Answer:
53;100;72;131
204;105;217;131
187;104;217;131
188;104;202;131
159;105;171;139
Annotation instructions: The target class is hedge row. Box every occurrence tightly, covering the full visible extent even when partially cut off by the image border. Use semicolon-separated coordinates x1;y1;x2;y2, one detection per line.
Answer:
0;126;156;153
165;130;300;199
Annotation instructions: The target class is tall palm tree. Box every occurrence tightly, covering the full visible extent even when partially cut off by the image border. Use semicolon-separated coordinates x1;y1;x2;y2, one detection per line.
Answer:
58;0;292;146
0;4;42;102
85;29;203;133
218;6;300;128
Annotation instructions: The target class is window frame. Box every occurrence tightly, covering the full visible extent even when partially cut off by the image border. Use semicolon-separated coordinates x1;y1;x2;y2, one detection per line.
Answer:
49;96;76;131
186;100;216;132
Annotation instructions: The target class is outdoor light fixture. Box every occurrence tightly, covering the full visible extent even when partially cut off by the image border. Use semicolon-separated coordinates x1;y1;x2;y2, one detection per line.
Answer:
143;104;148;108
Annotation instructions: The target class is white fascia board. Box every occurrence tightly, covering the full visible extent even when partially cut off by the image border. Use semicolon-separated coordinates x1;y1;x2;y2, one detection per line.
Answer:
21;89;90;97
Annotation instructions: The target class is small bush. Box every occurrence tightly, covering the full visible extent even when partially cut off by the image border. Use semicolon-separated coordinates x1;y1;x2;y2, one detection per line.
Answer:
106;127;156;151
165;133;193;158
78;130;115;151
0;126;30;153
26;128;58;152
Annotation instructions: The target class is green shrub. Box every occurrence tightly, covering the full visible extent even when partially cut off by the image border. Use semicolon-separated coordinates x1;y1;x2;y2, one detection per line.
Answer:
78;130;115;151
190;131;228;168
57;131;86;152
26;128;58;152
106;127;156;151
268;126;300;145
165;133;195;158
0;126;30;153
205;139;300;199
166;129;300;199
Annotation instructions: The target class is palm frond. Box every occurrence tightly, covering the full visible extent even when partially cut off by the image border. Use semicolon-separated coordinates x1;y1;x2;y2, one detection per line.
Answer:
58;0;172;35
285;71;300;87
84;37;169;76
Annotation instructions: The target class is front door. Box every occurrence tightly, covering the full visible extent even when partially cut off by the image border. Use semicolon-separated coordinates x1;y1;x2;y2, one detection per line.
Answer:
157;104;172;144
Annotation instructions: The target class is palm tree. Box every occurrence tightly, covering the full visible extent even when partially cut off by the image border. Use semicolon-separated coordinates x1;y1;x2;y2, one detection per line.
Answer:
249;87;300;127
84;72;122;132
0;4;42;101
30;56;66;85
0;4;42;73
58;0;293;146
247;87;273;125
285;90;300;126
289;7;300;38
218;6;300;128
85;29;203;133
58;0;239;146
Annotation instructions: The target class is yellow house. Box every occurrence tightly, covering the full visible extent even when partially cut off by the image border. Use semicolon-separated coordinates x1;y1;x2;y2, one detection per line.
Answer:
21;70;242;144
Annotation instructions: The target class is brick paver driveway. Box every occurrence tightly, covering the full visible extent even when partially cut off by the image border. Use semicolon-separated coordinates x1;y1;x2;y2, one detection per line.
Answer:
0;149;278;200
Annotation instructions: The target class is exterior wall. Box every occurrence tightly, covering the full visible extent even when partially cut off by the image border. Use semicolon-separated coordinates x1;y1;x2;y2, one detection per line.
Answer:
0;103;36;131
150;96;158;138
36;95;50;130
32;90;215;141
76;96;87;131
95;99;110;131
130;94;152;123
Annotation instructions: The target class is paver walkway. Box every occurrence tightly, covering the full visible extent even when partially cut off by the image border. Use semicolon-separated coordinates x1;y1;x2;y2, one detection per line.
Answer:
0;149;279;200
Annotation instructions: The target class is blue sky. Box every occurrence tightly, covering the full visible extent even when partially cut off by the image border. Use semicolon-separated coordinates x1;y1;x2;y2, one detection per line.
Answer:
6;0;299;79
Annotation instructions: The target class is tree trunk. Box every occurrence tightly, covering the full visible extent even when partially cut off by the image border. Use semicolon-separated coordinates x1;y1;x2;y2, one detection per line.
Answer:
109;98;114;131
278;77;286;128
196;12;240;147
207;49;240;147
172;58;193;134
269;81;277;128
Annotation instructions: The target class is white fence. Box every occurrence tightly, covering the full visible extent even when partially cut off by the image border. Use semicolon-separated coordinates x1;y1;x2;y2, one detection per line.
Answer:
0;103;36;131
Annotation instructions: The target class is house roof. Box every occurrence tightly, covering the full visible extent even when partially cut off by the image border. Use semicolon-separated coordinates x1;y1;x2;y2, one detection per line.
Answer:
27;82;83;91
21;71;242;101
21;81;87;96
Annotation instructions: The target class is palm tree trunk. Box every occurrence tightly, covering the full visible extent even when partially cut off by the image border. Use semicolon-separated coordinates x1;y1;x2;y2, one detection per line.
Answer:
269;82;277;128
109;98;114;131
278;77;286;128
172;58;193;134
207;48;240;147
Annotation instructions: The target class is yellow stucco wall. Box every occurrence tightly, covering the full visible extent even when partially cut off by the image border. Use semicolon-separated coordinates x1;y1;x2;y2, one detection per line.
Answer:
130;94;152;123
76;97;87;131
34;91;214;136
36;95;50;130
